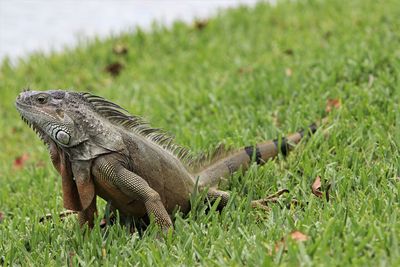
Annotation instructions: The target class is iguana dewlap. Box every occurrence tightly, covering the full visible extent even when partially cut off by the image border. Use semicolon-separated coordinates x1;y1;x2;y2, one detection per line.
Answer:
15;90;317;231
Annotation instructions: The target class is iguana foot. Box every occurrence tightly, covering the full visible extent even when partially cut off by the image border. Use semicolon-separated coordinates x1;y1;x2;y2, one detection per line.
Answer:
39;210;77;223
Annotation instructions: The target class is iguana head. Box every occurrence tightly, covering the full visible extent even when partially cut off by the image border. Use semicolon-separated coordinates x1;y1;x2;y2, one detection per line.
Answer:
16;89;126;160
16;90;91;147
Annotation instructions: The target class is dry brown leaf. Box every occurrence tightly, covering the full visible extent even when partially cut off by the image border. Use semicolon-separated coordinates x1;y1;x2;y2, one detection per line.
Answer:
285;68;292;77
283;48;294;55
290;231;309;241
238;66;253;74
0;211;4;223
13;153;29;169
194;20;208;30
274;238;286;253
324;31;332;40
113;44;128;55
105;62;124;77
311;176;323;198
312;176;332;201
274;230;309;253
325;98;341;113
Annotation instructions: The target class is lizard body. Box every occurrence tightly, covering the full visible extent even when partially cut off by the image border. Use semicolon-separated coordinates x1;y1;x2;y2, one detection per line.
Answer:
16;90;318;231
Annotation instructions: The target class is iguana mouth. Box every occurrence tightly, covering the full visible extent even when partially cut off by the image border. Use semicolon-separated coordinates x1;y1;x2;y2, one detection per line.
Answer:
15;100;48;143
17;110;47;143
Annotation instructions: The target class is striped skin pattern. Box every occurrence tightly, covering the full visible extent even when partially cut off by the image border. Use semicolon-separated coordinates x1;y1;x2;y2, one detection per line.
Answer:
16;90;319;232
197;123;317;188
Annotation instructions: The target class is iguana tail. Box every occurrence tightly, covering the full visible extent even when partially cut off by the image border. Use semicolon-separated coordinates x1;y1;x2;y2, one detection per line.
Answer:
196;122;321;187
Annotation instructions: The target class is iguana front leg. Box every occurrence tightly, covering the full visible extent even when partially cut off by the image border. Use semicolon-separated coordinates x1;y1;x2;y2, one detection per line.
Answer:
48;141;83;211
92;155;173;231
77;197;97;228
41;142;96;226
71;161;97;228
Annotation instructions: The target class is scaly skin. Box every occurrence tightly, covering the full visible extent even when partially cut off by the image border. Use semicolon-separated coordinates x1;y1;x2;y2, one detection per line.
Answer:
15;90;318;232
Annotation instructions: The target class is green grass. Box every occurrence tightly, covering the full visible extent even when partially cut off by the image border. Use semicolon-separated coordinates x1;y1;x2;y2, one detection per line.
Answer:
1;0;399;265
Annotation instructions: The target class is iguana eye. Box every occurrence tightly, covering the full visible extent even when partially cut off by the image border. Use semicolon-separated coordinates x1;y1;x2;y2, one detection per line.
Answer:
56;130;70;145
36;94;48;104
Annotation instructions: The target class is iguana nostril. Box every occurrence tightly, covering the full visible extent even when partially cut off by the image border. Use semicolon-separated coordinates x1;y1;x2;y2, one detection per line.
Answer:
17;93;26;102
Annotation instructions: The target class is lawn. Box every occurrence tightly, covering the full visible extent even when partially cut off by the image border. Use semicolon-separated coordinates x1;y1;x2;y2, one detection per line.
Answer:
0;0;399;265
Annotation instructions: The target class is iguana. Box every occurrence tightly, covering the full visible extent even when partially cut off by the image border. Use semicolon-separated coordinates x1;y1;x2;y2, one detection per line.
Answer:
15;90;319;231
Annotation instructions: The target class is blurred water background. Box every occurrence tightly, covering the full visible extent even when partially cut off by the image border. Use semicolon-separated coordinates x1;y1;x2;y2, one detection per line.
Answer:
0;0;266;61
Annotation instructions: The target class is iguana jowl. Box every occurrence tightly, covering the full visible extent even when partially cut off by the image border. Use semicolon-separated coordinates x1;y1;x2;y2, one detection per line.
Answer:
15;90;318;231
